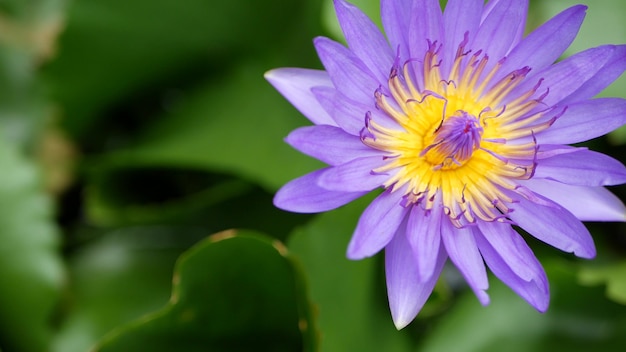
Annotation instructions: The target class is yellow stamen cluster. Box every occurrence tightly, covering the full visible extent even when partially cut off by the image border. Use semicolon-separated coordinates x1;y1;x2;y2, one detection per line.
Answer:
361;40;557;226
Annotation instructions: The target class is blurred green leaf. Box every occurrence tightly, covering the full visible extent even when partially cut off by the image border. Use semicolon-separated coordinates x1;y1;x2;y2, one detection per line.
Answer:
92;230;316;352
84;60;324;192
83;167;312;240
0;135;64;352
288;196;413;352
0;47;45;146
579;260;626;305
85;168;253;225
0;0;65;147
420;260;626;352
0;0;64;21
46;0;327;232
43;0;322;142
52;226;198;352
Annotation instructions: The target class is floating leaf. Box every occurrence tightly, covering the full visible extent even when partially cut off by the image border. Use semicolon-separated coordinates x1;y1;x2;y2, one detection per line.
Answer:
52;226;198;352
92;230;316;352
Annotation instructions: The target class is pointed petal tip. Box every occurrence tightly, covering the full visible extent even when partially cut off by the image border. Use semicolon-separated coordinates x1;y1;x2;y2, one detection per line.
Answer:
272;188;301;213
392;316;412;330
563;4;588;13
346;232;373;260
346;248;363;260
312;35;329;47
574;244;597;259
263;68;292;84
477;290;490;306
574;4;588;12
263;68;277;81
529;278;551;313
346;240;375;260
572;231;597;259
533;297;550;313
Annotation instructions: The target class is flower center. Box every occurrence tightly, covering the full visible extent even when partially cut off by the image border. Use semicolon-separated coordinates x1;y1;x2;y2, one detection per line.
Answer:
421;111;483;169
361;35;562;226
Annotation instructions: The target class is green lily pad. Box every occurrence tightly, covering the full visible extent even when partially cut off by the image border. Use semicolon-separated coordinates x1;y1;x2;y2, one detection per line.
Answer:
92;230;316;352
51;226;198;352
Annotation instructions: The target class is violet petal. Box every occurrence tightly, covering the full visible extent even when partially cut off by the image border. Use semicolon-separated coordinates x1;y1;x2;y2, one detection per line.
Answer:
534;148;626;186
441;0;482;75
477;221;537;282
507;190;596;258
536;98;626;145
497;5;586;84
385;230;447;329
519;179;626;222
273;169;366;213
285;125;379;166
441;221;490;305
407;203;443;282
381;0;412;60
472;0;527;69
264;68;335;125
508;45;621;107
317;156;389;192
562;45;626;104
334;0;393;84
314;36;379;104
347;190;409;259
312;86;398;136
408;0;444;83
475;229;549;312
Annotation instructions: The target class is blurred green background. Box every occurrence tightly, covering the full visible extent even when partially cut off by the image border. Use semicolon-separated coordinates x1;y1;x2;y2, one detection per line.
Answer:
0;0;625;351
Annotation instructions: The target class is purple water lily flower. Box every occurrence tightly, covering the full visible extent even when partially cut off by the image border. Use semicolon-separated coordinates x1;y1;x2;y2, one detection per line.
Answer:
266;0;626;329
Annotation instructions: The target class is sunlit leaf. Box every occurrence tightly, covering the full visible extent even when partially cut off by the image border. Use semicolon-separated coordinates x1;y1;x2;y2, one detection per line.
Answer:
0;136;64;352
579;260;626;305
